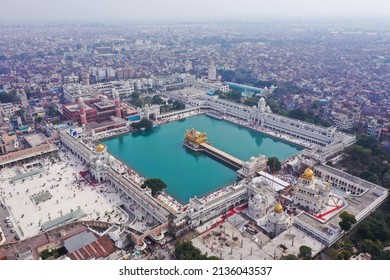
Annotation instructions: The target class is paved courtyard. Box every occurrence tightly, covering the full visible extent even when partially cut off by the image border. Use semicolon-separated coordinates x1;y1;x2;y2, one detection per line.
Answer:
192;214;324;260
0;149;126;239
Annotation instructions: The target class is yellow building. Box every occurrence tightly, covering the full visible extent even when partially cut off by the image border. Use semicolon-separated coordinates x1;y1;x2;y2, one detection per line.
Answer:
185;128;207;144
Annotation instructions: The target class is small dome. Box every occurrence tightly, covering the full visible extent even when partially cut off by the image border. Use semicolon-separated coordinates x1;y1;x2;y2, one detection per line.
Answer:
96;144;105;152
302;168;314;180
95;160;102;167
274;203;283;213
254;193;262;201
108;155;115;163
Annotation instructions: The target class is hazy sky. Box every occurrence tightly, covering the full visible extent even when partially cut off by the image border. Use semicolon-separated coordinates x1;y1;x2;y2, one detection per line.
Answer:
2;0;390;22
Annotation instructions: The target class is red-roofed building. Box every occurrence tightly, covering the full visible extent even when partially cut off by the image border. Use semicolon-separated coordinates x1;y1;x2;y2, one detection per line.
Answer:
66;235;116;260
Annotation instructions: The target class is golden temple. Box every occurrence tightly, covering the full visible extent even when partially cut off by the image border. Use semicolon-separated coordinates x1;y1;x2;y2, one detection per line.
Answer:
185;128;207;144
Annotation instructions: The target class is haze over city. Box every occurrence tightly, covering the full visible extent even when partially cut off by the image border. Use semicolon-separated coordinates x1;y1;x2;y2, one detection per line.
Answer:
2;0;390;22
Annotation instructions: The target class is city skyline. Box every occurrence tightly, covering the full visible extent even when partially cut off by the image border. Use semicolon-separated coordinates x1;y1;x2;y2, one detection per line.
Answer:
2;0;390;23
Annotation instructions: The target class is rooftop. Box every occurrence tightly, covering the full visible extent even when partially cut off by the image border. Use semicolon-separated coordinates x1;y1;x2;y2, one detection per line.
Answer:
315;164;388;192
63;103;93;113
24;133;46;147
87;118;126;129
66;235;116;260
64;231;97;253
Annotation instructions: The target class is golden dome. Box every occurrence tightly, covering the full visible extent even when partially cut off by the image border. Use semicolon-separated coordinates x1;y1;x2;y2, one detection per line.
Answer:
302;168;314;180
96;144;105;152
274;203;283;213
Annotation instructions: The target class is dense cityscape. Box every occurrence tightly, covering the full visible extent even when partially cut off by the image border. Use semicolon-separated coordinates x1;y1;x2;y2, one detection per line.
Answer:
0;18;390;261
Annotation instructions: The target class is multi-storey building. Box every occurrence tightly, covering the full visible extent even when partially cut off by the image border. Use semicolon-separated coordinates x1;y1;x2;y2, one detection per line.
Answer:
367;119;382;141
0;103;18;118
292;168;331;213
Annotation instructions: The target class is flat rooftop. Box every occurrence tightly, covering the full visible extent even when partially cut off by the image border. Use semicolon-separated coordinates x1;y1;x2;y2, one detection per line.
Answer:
294;183;388;242
315;164;388;192
87;118;127;129
24;133;46;147
192;216;323;260
94;101;115;110
64;103;93;112
0;149;126;240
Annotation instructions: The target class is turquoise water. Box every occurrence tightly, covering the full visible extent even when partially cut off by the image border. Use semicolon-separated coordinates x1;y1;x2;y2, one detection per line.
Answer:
224;82;263;93
102;115;302;203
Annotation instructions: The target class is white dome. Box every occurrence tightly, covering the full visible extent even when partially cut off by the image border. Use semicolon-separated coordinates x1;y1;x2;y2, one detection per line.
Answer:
89;155;95;161
95;160;102;167
254;193;262;201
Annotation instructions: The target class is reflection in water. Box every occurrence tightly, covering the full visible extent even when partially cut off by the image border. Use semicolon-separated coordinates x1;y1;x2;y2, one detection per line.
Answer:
131;130;154;138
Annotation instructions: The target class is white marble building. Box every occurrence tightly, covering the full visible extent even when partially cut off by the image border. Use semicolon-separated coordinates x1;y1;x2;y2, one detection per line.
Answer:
292;168;331;213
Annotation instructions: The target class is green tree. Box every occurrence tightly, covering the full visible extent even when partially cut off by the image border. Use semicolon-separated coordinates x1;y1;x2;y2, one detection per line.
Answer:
243;95;260;107
376;251;390;260
131;91;140;100
281;254;299;260
361;171;379;184
267;157;281;173
298;245;312;260
46;105;59;118
34;116;43;124
131;98;144;108
15;109;25;117
174;241;207;260
131;117;153;131
152;95;165;105
40;249;51;260
141;178;167;197
311;102;319;109
143;96;152;106
324;248;339;260
356;213;390;243
172;100;185;110
339;211;357;231
254;80;275;88
359;239;383;256
0;92;20;103
214;89;223;96
230;89;242;102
